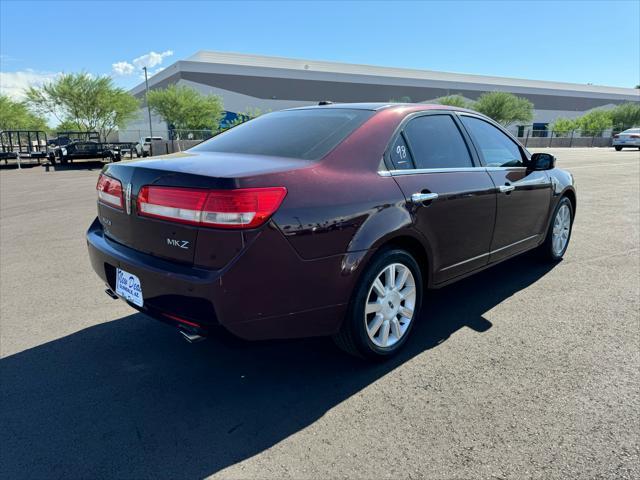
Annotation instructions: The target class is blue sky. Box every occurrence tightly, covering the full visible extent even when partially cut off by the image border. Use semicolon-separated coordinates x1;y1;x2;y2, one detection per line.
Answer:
1;0;639;99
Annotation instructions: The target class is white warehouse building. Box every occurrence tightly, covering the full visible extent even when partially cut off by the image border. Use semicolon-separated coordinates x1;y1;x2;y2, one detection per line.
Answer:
122;50;640;141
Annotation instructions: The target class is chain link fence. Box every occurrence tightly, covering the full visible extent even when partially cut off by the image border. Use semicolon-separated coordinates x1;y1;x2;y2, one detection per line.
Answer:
112;128;230;156
516;126;627;148
112;124;633;156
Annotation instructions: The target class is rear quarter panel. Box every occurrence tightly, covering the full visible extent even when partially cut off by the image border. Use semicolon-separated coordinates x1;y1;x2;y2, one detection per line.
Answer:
243;107;416;260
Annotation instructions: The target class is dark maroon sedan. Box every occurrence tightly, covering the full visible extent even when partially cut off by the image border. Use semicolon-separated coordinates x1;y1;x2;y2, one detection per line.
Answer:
87;103;576;358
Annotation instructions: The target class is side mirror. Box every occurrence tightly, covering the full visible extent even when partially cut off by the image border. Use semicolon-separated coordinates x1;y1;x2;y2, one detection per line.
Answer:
529;152;556;170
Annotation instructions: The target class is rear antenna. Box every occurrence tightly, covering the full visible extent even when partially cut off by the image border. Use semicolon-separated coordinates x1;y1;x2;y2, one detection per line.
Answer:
318;100;333;105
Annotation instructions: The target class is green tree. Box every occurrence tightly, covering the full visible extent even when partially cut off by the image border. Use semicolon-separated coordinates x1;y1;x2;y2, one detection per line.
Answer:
551;117;578;136
25;73;139;140
0;94;48;131
576;110;612;136
610;102;640;130
147;85;224;132
472;91;534;126
54;119;83;132
433;95;469;108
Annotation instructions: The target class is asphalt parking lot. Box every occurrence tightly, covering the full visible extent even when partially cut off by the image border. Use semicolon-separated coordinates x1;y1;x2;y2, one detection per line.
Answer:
1;148;639;479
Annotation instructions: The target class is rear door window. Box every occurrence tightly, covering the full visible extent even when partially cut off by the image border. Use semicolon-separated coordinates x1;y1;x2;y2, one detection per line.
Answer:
403;115;473;169
389;133;414;170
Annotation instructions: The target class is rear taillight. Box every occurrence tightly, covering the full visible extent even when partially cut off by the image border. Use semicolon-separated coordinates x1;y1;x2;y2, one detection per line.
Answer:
137;186;287;229
613;134;620;138
96;173;124;209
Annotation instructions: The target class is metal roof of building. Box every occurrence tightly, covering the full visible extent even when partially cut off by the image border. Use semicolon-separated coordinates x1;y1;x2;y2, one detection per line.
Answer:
185;50;638;97
131;50;639;104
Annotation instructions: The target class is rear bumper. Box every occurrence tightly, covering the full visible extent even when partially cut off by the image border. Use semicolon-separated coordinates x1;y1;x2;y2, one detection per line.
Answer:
613;139;640;146
86;217;354;340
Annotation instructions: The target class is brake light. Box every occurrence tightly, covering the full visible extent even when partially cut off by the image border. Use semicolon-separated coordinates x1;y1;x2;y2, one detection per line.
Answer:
96;173;123;209
137;186;287;229
613;134;620;138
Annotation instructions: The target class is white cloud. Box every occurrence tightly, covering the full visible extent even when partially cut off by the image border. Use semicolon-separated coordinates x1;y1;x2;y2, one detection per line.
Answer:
133;50;173;69
0;69;60;99
111;50;173;77
112;61;135;76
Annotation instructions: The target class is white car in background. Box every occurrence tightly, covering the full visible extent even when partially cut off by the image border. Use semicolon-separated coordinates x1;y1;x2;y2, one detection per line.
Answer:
135;136;163;157
613;128;640;151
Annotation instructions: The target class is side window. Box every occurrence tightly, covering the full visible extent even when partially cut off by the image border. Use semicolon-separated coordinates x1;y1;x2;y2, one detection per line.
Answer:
389;134;414;170
403;115;473;169
460;116;524;167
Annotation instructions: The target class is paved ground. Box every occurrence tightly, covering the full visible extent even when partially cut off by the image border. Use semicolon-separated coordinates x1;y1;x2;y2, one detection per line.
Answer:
1;148;639;479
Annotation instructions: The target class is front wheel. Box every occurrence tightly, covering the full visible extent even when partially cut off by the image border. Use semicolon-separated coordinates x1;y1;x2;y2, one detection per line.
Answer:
333;249;423;359
540;197;573;261
614;146;623;151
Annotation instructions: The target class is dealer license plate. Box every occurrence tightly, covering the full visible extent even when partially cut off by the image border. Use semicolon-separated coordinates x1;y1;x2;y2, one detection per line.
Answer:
115;268;143;307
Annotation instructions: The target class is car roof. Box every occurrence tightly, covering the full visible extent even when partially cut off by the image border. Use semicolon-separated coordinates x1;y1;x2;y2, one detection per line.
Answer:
286;102;477;113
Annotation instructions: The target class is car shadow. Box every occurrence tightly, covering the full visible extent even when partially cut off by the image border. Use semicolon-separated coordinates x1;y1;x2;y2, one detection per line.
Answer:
0;253;555;479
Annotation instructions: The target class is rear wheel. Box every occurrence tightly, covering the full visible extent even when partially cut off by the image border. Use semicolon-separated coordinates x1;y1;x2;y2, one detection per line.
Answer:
333;249;422;359
540;196;573;261
615;146;623;151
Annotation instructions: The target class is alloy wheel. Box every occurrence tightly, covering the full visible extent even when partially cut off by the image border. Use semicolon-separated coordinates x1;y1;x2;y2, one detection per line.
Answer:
552;204;571;256
364;263;416;348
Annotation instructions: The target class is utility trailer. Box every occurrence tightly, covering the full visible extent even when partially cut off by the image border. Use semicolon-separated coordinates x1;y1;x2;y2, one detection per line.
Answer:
0;130;49;165
47;131;131;164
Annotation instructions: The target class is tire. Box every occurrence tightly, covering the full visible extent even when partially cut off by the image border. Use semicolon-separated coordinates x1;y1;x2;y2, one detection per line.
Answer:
540;196;574;261
615;146;623;151
333;248;423;359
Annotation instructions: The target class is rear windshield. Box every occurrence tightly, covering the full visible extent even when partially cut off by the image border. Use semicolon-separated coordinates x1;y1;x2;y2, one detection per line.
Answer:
192;109;374;160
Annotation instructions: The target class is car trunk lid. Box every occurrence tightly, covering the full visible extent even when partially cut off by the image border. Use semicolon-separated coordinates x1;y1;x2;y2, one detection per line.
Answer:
96;151;311;266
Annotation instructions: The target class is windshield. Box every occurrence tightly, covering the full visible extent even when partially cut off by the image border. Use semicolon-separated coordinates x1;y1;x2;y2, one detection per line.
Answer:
192;108;374;160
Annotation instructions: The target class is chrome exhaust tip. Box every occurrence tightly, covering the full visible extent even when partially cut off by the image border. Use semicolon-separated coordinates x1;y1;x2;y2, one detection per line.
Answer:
104;288;119;300
179;330;206;343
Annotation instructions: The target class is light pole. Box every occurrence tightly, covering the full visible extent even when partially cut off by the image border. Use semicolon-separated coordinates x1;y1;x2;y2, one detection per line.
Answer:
143;66;153;156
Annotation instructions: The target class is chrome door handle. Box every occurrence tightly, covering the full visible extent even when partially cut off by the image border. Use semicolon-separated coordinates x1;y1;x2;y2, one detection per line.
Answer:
499;185;515;193
411;192;439;203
